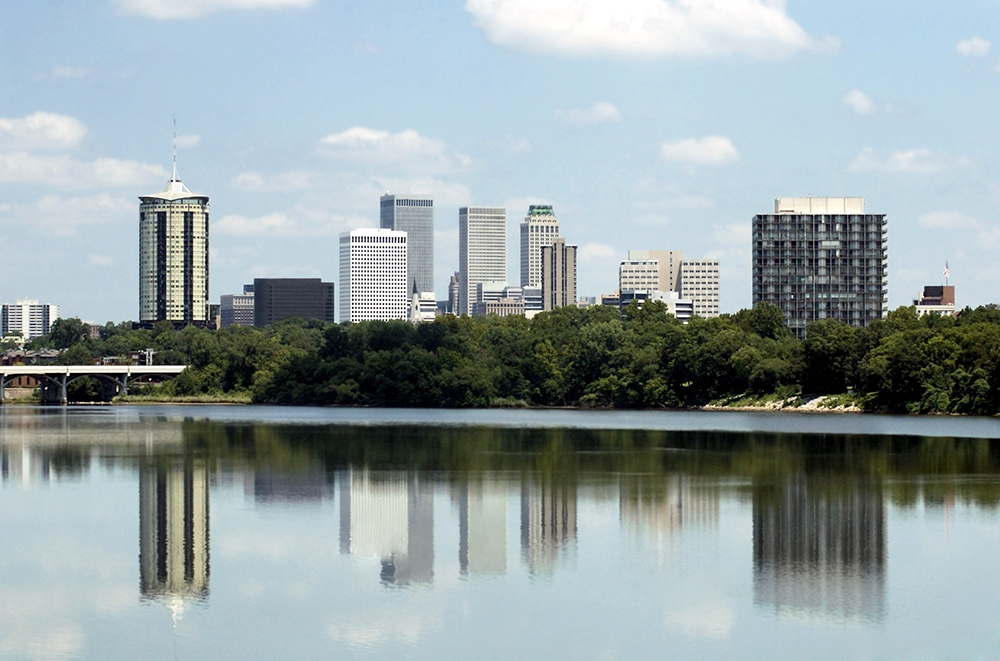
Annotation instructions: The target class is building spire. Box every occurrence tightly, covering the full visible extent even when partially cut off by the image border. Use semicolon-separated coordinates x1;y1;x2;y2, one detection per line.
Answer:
172;117;178;182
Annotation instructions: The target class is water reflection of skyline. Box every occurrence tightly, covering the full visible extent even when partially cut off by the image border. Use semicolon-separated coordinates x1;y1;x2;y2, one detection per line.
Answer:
6;413;1000;624
753;475;887;623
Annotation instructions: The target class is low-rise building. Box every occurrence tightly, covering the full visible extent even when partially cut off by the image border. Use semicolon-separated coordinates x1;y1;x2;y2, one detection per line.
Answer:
253;278;336;326
914;285;956;317
221;285;255;328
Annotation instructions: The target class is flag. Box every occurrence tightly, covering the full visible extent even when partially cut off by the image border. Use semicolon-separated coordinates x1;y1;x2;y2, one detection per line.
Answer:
943;262;950;279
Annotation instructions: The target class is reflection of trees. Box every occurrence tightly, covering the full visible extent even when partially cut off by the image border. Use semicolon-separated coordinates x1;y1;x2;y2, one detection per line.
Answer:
753;474;886;623
176;423;1000;513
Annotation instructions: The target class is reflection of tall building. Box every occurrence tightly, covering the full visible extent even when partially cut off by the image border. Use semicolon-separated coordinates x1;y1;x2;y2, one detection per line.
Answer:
0;446;50;485
753;475;886;623
619;475;718;551
338;469;433;585
520;475;576;574
250;469;332;504
457;479;507;576
139;460;210;600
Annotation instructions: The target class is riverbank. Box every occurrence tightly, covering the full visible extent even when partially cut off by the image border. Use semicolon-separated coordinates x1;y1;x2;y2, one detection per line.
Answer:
113;392;253;405
702;392;863;413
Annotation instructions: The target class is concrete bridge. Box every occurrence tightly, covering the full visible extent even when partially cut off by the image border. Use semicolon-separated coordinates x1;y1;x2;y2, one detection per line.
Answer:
0;365;187;404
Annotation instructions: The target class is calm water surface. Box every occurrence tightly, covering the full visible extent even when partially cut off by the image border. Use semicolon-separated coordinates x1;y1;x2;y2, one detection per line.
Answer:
2;405;1000;660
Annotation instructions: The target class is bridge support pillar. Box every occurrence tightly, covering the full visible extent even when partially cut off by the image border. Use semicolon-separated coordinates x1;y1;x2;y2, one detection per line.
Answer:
59;374;67;405
0;376;5;404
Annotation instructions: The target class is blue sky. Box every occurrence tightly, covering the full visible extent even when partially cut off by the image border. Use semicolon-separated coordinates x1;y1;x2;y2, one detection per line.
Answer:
1;0;998;322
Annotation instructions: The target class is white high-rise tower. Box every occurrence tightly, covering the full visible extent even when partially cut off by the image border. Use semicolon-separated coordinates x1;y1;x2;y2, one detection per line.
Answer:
520;205;560;288
339;228;408;322
459;206;507;316
138;128;209;324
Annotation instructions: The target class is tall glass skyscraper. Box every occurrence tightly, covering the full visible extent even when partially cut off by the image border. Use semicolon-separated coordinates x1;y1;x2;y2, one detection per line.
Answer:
380;194;434;295
139;160;209;325
459;206;507;316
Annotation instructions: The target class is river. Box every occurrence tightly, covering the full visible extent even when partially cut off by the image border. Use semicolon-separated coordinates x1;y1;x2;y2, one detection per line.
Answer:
1;405;998;659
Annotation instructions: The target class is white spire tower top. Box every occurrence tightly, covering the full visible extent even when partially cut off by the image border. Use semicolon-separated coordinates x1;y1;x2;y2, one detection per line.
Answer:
165;117;189;195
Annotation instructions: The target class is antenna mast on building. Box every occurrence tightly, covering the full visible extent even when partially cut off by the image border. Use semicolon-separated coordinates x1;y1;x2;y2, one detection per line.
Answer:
172;117;178;182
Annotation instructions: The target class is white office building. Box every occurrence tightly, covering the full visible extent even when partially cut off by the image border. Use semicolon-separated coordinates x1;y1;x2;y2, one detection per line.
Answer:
339;228;408;323
1;299;59;339
679;259;720;318
459;206;507;316
520;205;561;287
619;260;661;293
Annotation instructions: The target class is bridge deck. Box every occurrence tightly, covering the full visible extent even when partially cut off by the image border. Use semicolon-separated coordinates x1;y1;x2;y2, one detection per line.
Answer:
1;365;187;377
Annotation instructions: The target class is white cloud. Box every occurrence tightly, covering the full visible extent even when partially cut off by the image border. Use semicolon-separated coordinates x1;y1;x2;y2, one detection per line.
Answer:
918;211;981;229
466;0;837;59
0;194;134;237
231;170;313;192
319;127;470;173
215;212;297;236
578;242;619;262
354;42;382;55
956;37;991;58
847;147;970;174
660;136;739;166
842;89;876;115
112;0;312;20
88;254;113;266
36;66;91;81
0;153;167;189
0;112;87;151
554;102;621;125
175;134;201;149
489;135;532;153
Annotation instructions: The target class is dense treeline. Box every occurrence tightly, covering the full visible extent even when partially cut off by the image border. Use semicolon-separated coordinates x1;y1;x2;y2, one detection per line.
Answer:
18;302;1000;413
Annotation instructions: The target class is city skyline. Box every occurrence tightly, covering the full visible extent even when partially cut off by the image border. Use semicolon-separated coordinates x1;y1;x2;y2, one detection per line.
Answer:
1;2;998;322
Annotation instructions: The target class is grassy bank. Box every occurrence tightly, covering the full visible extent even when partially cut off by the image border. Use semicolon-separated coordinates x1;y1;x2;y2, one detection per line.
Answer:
114;391;253;405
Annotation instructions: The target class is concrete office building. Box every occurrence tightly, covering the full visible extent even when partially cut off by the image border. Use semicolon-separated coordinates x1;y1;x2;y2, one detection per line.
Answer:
139;458;210;600
627;250;682;292
380;194;433;295
459;206;507;316
619;260;661;293
252;278;335;326
339;228;408;323
520;205;561;287
220;285;254;328
448;272;460;315
752;197;887;339
139;156;209;325
541;238;577;311
679;259;720;318
1;300;58;339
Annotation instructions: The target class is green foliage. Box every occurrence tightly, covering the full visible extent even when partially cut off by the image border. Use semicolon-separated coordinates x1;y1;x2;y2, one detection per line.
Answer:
29;303;1000;414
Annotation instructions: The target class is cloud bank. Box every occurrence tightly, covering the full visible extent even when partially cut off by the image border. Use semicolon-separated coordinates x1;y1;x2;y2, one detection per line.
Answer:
956;37;991;58
660;136;739;166
466;0;837;58
113;0;312;19
847;147;969;174
555;102;621;125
